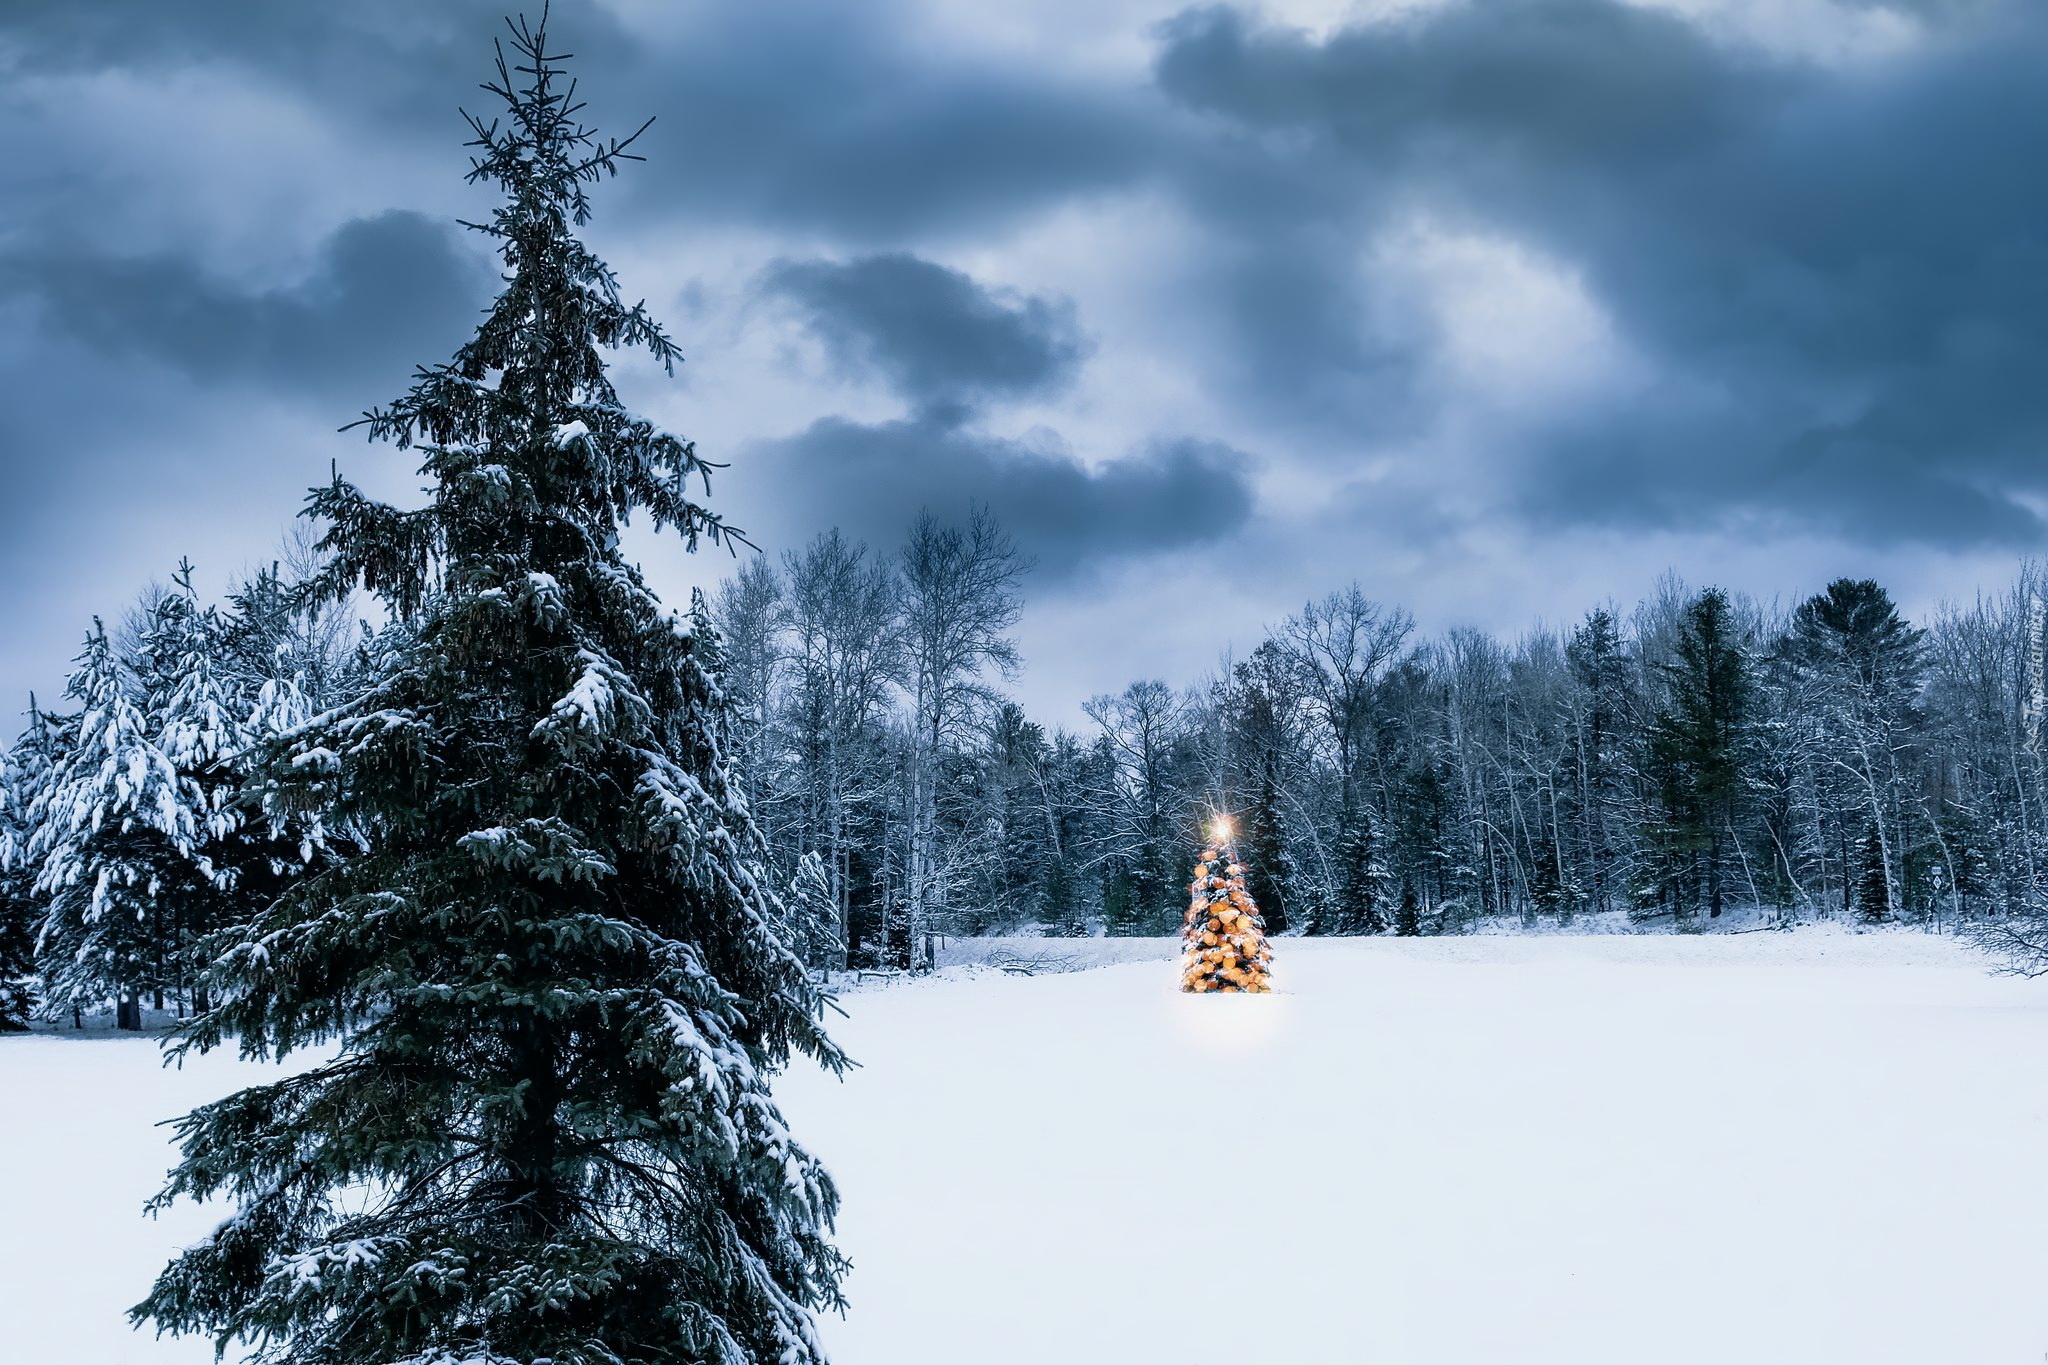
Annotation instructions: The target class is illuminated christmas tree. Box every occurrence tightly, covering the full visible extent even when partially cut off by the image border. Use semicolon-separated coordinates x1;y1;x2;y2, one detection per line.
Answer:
1180;818;1273;993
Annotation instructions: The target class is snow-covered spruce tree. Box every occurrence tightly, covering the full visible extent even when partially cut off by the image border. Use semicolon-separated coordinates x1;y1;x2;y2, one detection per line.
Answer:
1180;825;1273;993
29;620;230;1029
136;20;847;1365
138;570;252;1007
1330;806;1388;934
782;849;842;972
0;702;60;1031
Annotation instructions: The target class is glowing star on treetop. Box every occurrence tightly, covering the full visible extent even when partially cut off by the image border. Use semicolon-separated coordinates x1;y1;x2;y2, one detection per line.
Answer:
1180;821;1272;994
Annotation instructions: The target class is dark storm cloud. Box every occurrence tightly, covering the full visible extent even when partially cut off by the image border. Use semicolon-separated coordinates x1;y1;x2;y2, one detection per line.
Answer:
764;254;1085;415
0;0;1160;244
1157;0;1776;171
0;212;495;400
746;415;1252;579
613;8;1159;240
0;205;491;731
0;0;627;135
1152;0;2048;549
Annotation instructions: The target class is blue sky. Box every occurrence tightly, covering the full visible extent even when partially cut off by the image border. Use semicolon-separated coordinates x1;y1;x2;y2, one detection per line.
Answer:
3;0;2045;727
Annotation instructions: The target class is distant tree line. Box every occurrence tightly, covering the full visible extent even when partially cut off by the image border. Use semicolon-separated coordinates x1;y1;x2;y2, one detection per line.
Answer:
714;538;2048;970
14;525;2048;1021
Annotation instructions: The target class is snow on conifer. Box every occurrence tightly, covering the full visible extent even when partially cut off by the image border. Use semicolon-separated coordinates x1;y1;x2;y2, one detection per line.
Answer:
0;700;62;1030
785;848;843;971
27;618;233;1029
1181;820;1274;993
135;16;848;1364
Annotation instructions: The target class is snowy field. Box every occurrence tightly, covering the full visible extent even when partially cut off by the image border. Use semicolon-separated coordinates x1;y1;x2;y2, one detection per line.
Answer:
7;929;2048;1364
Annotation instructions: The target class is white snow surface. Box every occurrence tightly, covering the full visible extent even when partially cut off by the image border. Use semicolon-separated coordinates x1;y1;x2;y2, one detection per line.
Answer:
7;927;2048;1363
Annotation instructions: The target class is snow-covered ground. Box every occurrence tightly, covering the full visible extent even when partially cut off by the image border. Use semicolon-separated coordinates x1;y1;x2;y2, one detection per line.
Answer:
6;927;2048;1363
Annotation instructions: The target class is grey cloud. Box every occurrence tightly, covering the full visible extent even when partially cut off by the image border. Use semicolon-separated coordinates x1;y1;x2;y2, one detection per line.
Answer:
1;211;496;401
1527;398;2048;545
1150;0;2048;550
0;209;492;724
608;7;1163;240
1156;0;1781;173
764;254;1084;416
0;1;631;136
743;416;1253;579
0;1;1161;244
0;331;379;740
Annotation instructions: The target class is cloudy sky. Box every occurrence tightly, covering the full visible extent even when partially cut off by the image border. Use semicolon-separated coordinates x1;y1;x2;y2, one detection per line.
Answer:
3;0;2045;728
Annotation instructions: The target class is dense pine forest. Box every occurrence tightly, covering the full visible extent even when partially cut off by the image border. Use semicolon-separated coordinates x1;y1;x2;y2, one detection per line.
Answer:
14;517;2048;1030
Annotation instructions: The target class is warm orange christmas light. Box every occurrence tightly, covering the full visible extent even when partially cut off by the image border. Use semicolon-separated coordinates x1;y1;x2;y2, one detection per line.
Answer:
1180;833;1272;994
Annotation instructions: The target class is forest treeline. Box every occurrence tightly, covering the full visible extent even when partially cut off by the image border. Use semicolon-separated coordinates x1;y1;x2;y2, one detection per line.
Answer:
10;512;2048;1026
713;521;2048;970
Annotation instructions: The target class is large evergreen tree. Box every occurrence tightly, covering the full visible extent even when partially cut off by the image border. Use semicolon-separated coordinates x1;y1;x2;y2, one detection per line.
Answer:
1644;589;1753;921
137;18;846;1365
1784;578;1926;919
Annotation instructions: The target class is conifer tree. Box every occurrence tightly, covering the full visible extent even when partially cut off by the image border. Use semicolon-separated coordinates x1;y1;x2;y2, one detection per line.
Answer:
1394;879;1422;937
30;622;224;1028
136;17;846;1364
0;704;54;1031
1041;852;1086;935
0;887;33;1031
1331;807;1388;934
783;848;842;971
1855;826;1892;924
1565;608;1634;914
137;571;250;1007
1785;579;1925;921
1180;823;1273;993
1644;588;1753;921
24;576;260;1027
1240;756;1293;935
